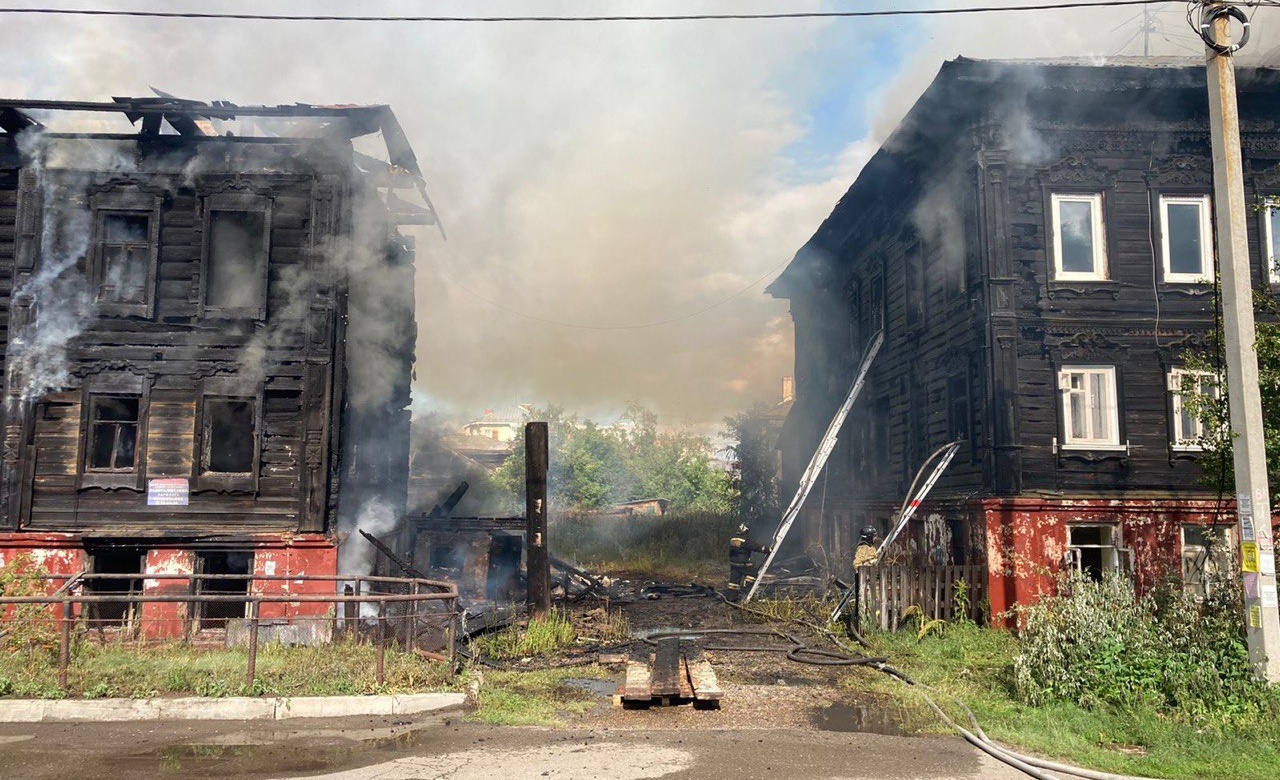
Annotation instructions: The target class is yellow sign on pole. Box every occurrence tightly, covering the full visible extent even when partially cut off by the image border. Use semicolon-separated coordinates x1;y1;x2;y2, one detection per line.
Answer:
1243;542;1261;573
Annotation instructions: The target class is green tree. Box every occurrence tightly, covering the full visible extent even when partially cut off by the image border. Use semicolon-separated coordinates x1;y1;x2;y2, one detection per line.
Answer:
1182;256;1280;496
724;404;781;527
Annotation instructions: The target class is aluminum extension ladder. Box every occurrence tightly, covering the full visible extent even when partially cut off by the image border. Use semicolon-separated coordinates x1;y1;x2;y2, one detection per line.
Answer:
743;330;884;604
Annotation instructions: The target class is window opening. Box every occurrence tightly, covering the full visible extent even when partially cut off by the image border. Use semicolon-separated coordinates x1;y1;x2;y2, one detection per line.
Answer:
1068;525;1121;581
86;396;140;472
1182;525;1236;599
1160;195;1213;283
1265;203;1280;285
948;374;971;443
1058;366;1120;448
206;210;267;311
485;536;523;601
195;551;252;630
85;548;144;629
203;399;256;474
428;544;466;572
1051;193;1107;280
1169;369;1220;450
98;213;151;304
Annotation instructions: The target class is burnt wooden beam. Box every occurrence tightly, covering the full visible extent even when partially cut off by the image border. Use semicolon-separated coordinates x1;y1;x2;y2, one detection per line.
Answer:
525;422;550;617
359;529;428;580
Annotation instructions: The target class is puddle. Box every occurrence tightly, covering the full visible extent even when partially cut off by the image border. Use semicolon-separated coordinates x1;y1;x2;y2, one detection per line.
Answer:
563;677;620;697
809;703;914;736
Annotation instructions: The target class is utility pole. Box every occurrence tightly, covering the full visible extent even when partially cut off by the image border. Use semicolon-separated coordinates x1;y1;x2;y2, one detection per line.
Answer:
524;421;551;617
1202;2;1280;680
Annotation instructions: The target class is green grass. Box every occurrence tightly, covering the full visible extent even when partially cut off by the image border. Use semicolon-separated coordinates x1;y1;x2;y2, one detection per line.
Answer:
467;667;611;726
549;511;736;582
0;636;455;699
470;612;578;661
851;622;1280;780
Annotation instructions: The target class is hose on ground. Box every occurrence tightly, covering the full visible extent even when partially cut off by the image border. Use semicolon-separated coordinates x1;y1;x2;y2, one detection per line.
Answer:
876;662;1164;780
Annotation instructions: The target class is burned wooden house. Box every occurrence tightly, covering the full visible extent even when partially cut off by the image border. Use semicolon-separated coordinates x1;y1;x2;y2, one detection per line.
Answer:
0;98;432;634
769;58;1280;618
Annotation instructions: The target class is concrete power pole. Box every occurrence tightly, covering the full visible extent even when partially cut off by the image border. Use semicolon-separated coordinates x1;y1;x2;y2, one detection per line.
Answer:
1202;2;1280;680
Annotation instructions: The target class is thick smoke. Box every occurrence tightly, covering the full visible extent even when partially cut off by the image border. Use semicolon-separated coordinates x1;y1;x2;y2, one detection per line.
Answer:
0;2;1264;427
7;133;138;405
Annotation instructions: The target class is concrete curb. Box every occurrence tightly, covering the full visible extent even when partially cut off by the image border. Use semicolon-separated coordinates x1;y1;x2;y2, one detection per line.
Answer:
0;692;466;723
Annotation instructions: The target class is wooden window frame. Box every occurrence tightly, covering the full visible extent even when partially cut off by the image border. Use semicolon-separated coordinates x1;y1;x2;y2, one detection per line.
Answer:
78;374;149;491
90;193;161;319
1057;365;1123;451
1049;193;1109;282
199;193;272;320
1181;524;1236;599
194;378;262;493
1157;194;1215;284
1067;523;1125;578
1168;368;1220;451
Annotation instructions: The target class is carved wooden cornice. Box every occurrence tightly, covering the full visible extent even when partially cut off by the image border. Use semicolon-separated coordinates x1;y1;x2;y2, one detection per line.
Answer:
1146;155;1212;187
1043;153;1114;187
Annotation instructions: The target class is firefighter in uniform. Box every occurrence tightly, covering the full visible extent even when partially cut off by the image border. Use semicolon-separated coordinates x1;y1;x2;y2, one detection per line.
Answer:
848;526;880;631
726;524;770;602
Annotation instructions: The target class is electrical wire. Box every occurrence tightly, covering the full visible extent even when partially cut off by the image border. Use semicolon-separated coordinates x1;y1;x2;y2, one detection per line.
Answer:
0;0;1198;23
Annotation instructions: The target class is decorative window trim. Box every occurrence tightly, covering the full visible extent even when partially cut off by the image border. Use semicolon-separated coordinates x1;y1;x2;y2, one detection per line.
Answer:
1264;201;1280;286
89;190;161;319
78;374;149;491
1168;368;1220;452
1050;193;1108;281
1158;194;1214;284
193;377;262;493
1181;524;1237;598
198;193;272;320
1057;365;1123;450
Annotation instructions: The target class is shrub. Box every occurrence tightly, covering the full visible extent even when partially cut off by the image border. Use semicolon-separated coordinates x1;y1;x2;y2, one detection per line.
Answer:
1014;572;1271;723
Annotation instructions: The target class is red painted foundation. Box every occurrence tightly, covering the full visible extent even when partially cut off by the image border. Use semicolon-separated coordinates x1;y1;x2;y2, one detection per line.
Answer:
981;497;1271;626
0;533;339;640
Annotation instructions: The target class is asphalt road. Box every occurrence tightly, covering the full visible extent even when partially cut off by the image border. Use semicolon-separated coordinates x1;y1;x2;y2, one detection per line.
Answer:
0;712;1027;780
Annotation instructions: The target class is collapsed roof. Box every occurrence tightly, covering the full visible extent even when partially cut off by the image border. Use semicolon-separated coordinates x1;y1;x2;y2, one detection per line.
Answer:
0;95;442;233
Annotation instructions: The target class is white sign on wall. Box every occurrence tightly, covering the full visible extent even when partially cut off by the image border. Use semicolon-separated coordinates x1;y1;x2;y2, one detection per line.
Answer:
147;478;190;507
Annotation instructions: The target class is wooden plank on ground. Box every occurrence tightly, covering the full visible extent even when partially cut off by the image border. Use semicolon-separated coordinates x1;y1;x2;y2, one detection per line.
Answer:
687;651;722;702
650;638;681;697
677;655;695;700
621;660;652;702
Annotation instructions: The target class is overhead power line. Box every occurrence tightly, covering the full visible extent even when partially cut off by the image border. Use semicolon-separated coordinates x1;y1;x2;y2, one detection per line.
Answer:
0;0;1199;23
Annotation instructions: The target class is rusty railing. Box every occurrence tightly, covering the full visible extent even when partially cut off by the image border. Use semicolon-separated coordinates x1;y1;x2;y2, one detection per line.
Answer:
0;573;459;692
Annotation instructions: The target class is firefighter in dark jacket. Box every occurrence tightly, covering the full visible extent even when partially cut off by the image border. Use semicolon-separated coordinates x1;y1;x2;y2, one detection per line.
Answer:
726;523;770;602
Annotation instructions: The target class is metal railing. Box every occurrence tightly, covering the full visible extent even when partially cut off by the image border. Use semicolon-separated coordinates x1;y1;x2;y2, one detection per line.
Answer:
0;573;459;691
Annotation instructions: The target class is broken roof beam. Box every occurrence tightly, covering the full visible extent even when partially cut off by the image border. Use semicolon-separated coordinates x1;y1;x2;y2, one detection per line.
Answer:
0;107;41;135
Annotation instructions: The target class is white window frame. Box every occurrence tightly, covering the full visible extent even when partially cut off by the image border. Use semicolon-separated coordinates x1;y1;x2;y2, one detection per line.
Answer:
1067;524;1124;577
1057;365;1122;450
1264;202;1280;285
1168;368;1220;451
1051;193;1108;281
1159;195;1214;284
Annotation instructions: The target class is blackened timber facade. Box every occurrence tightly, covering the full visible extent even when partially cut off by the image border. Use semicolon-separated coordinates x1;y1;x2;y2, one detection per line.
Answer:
769;58;1280;619
0;99;427;633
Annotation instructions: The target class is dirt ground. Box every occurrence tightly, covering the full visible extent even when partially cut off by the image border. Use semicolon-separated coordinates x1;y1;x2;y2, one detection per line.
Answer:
0;581;985;780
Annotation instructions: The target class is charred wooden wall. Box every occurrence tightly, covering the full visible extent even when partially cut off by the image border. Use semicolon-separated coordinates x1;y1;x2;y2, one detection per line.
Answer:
0;135;414;542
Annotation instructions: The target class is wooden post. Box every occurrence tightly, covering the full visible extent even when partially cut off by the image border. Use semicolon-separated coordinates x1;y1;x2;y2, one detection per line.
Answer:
406;583;419;654
525;421;551;617
58;598;71;691
342;584;356;640
246;600;260;688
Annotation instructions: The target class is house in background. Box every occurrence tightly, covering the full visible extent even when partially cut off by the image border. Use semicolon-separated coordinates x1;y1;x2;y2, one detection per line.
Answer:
461;405;533;443
0;97;429;636
769;58;1280;619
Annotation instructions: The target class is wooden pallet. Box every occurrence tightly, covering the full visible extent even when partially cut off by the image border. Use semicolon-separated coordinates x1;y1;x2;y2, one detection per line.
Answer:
616;638;722;709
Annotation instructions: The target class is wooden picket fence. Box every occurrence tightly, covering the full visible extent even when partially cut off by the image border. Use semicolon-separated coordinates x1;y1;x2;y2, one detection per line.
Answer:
859;564;987;631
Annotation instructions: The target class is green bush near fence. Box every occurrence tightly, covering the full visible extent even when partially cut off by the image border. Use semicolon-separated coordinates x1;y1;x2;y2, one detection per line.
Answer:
1014;572;1276;725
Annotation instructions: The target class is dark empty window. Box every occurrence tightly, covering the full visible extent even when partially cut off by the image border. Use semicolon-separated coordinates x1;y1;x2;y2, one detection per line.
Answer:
206;210;267;312
99;214;151;304
203;399;256;474
905;244;925;323
87;396;139;471
196;551;253;629
429;545;466;571
1068;525;1120;581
